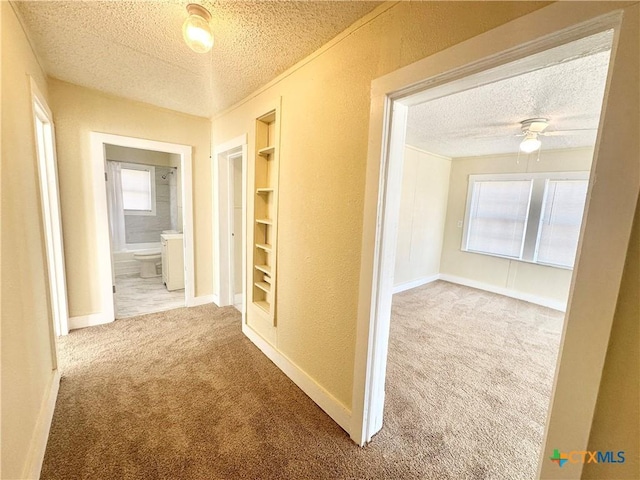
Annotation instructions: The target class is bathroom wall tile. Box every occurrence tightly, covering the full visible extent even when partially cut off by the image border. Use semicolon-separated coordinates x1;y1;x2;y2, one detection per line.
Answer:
125;166;177;244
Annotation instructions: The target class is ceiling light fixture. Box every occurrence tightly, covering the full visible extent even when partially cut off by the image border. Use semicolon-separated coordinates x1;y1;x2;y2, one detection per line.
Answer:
520;132;542;153
183;4;214;53
518;118;548;153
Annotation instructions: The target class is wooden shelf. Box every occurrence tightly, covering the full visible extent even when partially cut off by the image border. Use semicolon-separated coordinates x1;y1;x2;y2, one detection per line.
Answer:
256;243;272;252
252;105;279;326
258;146;275;157
255;300;270;314
255;264;272;275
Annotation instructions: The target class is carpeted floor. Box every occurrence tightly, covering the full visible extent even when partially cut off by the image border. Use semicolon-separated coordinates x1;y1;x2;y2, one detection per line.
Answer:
41;281;563;479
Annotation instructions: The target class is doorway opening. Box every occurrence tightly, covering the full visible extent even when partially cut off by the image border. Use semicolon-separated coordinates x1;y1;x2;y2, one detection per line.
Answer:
84;133;195;330
104;145;186;318
30;78;69;340
383;30;612;477
353;4;638;480
214;135;248;318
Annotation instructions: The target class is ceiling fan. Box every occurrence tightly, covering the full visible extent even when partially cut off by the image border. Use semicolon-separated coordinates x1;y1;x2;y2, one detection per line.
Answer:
517;118;596;153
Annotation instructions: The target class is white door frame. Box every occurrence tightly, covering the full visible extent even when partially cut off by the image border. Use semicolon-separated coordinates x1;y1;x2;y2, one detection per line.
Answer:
352;4;638;480
86;132;195;329
213;134;248;318
30;78;70;342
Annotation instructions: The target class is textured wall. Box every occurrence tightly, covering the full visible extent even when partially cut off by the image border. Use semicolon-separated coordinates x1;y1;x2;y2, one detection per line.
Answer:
1;3;56;477
394;146;451;287
440;147;593;306
212;1;550;408
49;79;212;314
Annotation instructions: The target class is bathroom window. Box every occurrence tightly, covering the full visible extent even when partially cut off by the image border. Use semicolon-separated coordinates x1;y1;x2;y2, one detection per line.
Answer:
122;164;156;216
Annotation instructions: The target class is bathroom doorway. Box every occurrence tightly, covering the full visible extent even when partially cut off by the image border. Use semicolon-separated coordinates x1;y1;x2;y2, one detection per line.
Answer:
85;132;195;329
105;145;187;318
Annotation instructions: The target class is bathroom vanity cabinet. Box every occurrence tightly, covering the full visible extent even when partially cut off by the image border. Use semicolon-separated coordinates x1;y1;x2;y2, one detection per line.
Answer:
161;233;184;291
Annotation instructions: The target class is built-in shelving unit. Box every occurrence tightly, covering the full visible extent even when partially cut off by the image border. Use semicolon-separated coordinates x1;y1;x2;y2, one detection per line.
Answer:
251;108;280;325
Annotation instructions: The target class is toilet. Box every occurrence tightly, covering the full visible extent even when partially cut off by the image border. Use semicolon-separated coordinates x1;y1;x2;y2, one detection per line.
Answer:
133;249;162;278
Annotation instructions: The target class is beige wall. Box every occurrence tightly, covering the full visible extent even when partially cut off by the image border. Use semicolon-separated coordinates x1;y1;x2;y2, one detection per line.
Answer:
49;79;213;317
394;146;451;287
212;1;549;408
440;148;593;306
1;3;56;477
583;195;639;480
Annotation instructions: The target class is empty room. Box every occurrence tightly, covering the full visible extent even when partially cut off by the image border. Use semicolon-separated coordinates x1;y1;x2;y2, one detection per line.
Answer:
385;31;610;478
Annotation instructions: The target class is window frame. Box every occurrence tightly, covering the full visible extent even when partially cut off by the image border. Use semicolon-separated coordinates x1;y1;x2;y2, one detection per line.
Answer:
461;171;590;270
121;162;156;216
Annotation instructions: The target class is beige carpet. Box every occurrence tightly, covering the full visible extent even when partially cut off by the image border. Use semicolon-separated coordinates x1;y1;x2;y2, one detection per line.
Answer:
41;281;563;479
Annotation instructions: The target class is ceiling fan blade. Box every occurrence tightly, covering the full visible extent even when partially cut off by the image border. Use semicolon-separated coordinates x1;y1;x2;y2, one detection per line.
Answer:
541;129;597;136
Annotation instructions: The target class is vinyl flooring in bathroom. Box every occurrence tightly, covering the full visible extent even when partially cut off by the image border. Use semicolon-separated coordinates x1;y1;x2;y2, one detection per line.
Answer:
115;274;185;319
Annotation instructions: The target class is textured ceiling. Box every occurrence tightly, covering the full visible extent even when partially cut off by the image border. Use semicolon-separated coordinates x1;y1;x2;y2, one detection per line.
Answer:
406;42;612;158
14;0;381;117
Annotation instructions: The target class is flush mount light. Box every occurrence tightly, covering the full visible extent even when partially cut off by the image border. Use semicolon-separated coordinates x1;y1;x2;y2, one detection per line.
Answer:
183;4;214;53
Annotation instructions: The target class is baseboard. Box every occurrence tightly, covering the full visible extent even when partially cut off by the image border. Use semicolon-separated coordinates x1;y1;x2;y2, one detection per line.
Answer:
439;274;567;311
241;323;352;434
22;369;60;479
68;312;113;330
190;294;216;307
234;293;243;305
393;274;440;294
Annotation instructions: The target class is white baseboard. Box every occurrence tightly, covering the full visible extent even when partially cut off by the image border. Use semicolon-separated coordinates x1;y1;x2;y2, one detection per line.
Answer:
234;293;243;305
69;312;113;330
393;274;440;294
241;323;352;434
439;274;567;312
22;369;60;479
190;294;216;307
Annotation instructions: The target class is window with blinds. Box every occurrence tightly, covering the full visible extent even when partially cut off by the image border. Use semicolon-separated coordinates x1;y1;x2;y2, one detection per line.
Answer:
466;180;532;258
121;164;156;215
462;172;589;269
536;180;589;268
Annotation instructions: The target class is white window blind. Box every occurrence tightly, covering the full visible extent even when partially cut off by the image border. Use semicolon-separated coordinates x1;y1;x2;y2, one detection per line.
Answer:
466;180;532;258
122;168;152;211
462;172;589;269
536;180;588;268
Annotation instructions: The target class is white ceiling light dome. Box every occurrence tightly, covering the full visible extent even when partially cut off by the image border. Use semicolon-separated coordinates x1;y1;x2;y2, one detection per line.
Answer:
183;4;214;54
520;133;542;153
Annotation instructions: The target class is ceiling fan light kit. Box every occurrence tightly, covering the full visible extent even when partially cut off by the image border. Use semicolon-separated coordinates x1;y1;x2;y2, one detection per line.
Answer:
520;133;542;153
183;4;214;53
518;118;548;153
